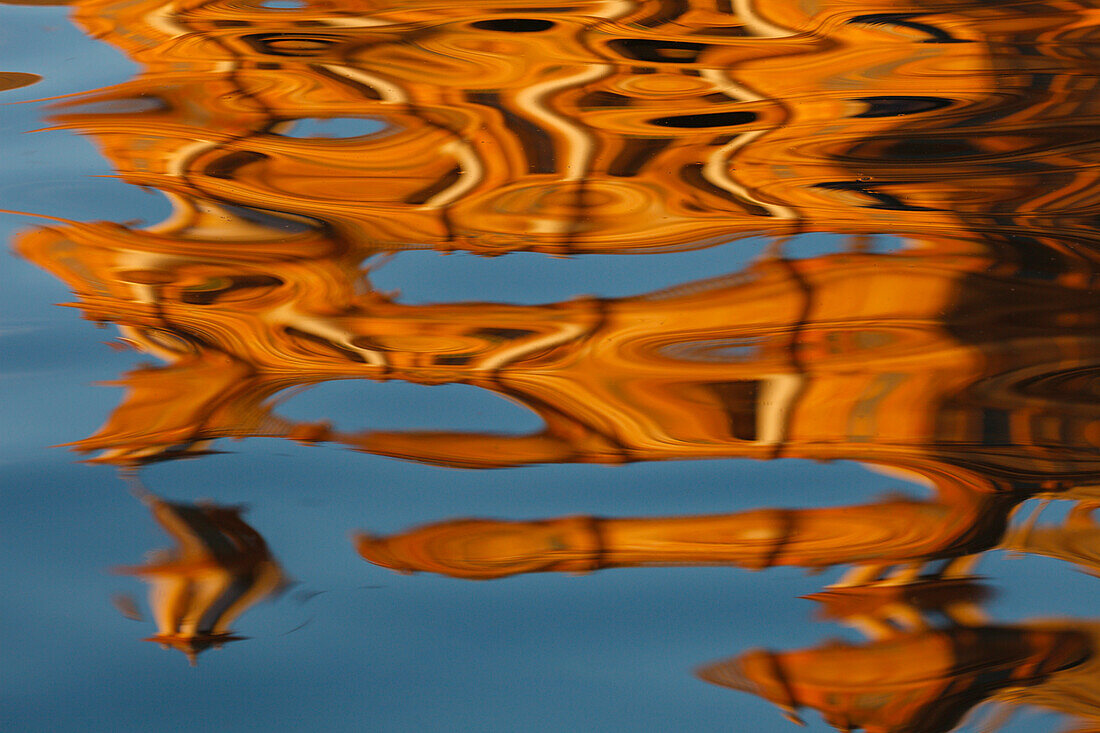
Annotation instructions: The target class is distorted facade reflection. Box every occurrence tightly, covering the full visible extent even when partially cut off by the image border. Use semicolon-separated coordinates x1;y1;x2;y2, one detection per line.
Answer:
700;577;1100;733
115;490;285;665
45;0;1100;252
359;494;1100;730
11;0;1100;729
15;0;1100;470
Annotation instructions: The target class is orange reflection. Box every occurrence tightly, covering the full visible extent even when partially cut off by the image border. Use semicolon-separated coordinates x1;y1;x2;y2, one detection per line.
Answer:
0;71;40;91
115;490;285;665
357;497;1100;730
34;0;1011;253
699;579;1096;733
28;0;1100;254
18;227;1100;480
14;0;1100;473
11;0;1100;728
354;493;1015;580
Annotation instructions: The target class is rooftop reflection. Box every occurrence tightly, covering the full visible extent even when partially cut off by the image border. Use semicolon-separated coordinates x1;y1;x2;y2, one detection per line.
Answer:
8;0;1100;729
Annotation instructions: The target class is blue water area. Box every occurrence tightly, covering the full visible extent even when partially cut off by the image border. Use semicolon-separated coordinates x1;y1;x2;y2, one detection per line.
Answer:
277;117;388;139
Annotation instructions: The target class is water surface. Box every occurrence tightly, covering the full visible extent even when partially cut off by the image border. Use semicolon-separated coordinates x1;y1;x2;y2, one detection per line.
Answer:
4;1;1100;731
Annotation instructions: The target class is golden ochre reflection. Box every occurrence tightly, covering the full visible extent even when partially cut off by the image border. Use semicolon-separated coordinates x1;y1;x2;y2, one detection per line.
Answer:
700;581;1100;733
20;236;1100;475
27;0;1100;252
356;499;1100;730
113;489;285;665
14;0;1100;467
11;0;1100;727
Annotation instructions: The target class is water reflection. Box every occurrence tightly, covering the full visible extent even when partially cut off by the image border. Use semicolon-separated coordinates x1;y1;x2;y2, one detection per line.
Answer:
701;579;1098;733
9;0;1100;729
357;497;1100;729
114;489;285;665
27;0;1100;252
19;238;1100;474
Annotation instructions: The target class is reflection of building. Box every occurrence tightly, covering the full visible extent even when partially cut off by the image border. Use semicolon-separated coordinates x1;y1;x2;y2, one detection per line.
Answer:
14;0;1100;727
116;491;285;665
21;222;1100;498
351;469;1098;589
40;0;1100;254
699;580;1096;733
15;0;1100;477
357;494;1100;731
354;495;1014;580
1005;502;1100;577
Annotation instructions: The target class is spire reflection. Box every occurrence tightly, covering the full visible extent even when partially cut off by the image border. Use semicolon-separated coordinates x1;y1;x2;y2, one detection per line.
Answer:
115;490;285;665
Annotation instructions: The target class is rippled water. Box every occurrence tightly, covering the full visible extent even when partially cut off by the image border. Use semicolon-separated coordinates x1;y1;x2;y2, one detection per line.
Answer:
5;1;1100;731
